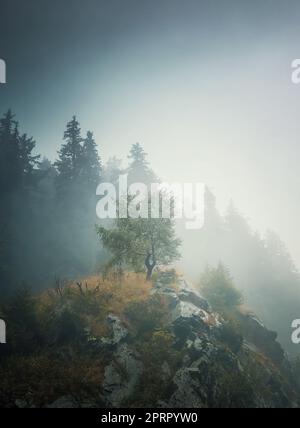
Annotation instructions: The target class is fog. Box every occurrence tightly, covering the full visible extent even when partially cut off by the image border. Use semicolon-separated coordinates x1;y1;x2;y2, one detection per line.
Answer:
5;0;298;266
2;0;300;354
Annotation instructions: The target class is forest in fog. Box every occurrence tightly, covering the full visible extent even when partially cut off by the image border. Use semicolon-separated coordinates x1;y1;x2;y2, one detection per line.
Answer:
1;107;300;409
0;108;300;357
2;0;300;409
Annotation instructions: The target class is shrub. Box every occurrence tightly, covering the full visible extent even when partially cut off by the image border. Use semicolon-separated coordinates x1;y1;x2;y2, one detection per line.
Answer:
200;264;243;311
3;287;42;353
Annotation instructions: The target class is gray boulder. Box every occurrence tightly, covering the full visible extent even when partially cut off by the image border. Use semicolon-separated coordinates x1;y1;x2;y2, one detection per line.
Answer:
102;343;143;407
101;314;128;347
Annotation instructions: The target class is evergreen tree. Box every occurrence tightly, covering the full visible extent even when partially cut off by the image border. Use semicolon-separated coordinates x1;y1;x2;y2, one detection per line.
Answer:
0;110;21;194
200;263;243;311
0;110;41;292
82;131;101;188
54;118;103;276
18;133;40;189
0;110;40;195
103;156;123;184
55;116;83;198
224;200;251;237
127;143;157;184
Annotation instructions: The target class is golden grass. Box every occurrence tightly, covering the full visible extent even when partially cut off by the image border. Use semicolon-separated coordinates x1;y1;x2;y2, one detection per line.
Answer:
74;272;152;315
37;272;154;334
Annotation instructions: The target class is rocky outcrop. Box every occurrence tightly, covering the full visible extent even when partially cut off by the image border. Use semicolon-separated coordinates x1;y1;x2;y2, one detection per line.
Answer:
156;275;298;408
101;343;143;407
236;311;285;367
96;314;143;407
101;314;128;347
102;273;300;408
4;271;297;409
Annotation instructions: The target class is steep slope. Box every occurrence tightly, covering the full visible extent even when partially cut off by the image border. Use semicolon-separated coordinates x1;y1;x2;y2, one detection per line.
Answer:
0;272;299;408
100;274;299;408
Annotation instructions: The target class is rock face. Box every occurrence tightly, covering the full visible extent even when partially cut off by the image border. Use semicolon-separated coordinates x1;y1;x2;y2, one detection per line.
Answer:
5;271;299;409
158;275;298;408
99;314;143;407
236;311;285;366
101;314;128;347
102;343;143;407
99;273;299;408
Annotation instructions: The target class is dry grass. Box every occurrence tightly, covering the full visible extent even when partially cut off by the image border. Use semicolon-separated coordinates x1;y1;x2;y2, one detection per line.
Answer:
35;272;154;339
72;272;152;315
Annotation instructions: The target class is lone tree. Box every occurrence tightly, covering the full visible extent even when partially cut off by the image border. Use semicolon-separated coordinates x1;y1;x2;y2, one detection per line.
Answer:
97;215;181;280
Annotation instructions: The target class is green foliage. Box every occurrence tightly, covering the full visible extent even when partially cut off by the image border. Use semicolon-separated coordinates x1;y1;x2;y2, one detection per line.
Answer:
97;216;181;280
0;110;42;291
55;116;83;187
200;263;243;311
81;131;101;187
97;143;180;280
0;110;40;194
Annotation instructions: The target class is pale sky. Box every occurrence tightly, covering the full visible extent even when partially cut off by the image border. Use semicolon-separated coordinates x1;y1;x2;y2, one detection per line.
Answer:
1;0;300;265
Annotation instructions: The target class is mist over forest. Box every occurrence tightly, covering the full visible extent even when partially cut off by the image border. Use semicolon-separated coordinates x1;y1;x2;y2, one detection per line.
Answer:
1;0;300;410
0;109;299;357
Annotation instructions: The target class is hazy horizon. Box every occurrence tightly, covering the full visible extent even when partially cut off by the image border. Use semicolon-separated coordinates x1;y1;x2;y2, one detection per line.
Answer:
1;0;300;267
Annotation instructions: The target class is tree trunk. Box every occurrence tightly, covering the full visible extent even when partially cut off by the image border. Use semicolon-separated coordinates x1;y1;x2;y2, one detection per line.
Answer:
146;265;155;281
145;252;156;281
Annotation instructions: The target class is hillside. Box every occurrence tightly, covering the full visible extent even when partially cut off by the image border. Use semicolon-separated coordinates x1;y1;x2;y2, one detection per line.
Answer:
0;271;299;408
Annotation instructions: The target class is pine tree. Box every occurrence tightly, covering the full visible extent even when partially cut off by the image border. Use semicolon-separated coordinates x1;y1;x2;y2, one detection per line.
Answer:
18;133;40;189
82;131;101;188
200;263;243;311
55;116;83;197
54;118;102;275
0;110;41;292
103;156;123;184
127;143;156;184
0;110;21;194
0;110;40;195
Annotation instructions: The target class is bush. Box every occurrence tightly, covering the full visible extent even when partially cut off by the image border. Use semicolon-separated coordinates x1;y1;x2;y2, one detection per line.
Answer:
200;264;243;311
3;287;43;353
46;308;87;346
